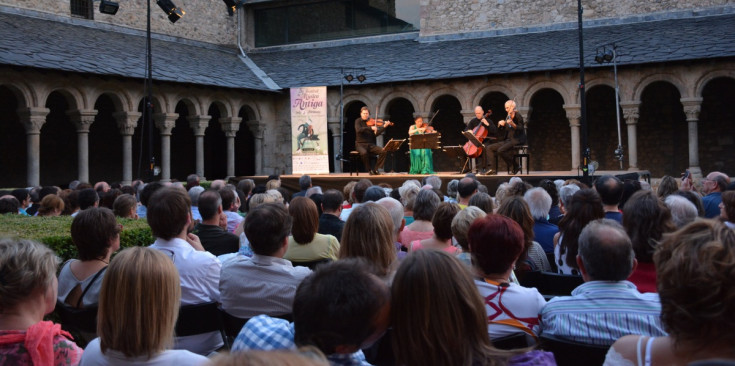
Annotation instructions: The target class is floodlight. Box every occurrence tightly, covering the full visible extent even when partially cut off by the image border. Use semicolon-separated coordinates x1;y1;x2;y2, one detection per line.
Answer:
157;0;185;23
99;0;119;15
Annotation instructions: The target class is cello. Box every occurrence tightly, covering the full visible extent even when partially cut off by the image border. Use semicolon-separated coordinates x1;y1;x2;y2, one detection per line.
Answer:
463;109;492;158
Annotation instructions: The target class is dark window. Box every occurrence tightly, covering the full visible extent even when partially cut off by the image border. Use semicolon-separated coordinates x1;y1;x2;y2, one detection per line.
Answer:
254;0;419;47
71;0;94;20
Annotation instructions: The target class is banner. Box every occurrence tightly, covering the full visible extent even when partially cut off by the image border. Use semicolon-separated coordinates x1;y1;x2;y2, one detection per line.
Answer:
291;86;329;175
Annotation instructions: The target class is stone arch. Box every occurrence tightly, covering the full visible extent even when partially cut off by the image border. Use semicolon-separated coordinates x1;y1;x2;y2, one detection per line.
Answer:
0;83;29;187
698;75;735;174
235;104;257;177
235;101;261;121
527;88;569;171
695;69;735;97
470;84;514;108
423;87;466;112
632;73;688;101
208;100;231;125
40;85;83;111
524;80;571;107
638;80;687;176
172;95;203;117
0;81;34;108
342;92;374;113
377;90;419;115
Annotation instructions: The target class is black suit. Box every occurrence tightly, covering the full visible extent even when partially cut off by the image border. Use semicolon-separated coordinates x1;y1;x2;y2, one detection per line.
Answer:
318;213;344;242
487;112;525;172
355;117;387;172
194;223;240;256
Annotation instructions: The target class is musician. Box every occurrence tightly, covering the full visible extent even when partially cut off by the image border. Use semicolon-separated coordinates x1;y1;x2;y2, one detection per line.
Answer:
464;106;497;174
355;106;392;175
487;100;526;175
408;116;436;174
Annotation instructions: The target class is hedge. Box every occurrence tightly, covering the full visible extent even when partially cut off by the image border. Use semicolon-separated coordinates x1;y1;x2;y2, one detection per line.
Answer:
0;214;154;262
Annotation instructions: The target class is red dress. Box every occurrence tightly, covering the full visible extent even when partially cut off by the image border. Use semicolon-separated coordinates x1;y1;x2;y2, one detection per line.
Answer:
627;262;657;293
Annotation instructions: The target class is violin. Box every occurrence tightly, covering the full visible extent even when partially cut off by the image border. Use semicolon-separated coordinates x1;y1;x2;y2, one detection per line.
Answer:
366;118;393;127
463;110;492;158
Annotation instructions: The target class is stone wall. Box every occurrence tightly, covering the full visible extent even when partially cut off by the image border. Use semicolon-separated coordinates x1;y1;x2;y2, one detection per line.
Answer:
420;0;730;36
0;0;238;45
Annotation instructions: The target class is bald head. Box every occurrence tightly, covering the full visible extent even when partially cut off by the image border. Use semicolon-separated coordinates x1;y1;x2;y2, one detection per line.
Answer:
578;219;634;281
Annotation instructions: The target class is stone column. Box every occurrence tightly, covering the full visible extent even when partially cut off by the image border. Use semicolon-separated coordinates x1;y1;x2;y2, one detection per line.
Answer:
563;105;581;172
153;113;178;182
681;98;703;178
17;107;50;187
620;101;640;171
66;109;98;183
328;118;342;173
220;117;242;178
187;115;210;179
246;120;265;175
113;111;141;185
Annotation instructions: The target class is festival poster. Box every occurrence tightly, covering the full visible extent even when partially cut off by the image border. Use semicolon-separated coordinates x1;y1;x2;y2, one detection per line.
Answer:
291;86;329;175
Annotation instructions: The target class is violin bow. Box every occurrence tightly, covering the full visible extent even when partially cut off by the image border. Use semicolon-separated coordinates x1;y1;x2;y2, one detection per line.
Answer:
427;109;440;126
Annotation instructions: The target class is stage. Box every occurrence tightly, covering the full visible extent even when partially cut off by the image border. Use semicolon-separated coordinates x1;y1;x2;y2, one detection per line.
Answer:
234;169;651;197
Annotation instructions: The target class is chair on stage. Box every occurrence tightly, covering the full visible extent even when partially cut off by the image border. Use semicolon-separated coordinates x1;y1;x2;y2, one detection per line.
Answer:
495;144;530;174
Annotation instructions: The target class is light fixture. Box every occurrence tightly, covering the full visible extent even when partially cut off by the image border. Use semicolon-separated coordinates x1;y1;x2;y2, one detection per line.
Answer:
356;74;366;83
223;0;245;16
99;0;119;15
157;0;185;23
344;74;354;82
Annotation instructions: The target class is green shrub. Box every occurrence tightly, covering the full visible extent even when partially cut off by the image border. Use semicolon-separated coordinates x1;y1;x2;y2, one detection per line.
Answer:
0;214;154;262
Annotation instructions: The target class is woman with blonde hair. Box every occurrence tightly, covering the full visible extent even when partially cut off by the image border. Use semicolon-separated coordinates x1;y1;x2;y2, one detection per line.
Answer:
284;197;340;262
451;206;487;266
391;250;553;366
0;238;83;365
37;194;65;217
80;246;208;365
339;202;397;280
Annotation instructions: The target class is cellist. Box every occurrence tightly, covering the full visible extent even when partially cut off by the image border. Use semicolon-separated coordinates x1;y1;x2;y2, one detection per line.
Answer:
463;106;498;174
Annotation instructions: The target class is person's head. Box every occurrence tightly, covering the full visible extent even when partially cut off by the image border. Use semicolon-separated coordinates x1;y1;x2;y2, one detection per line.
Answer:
468;192;494;214
673;190;705;217
185;174;200;191
538;179;559;208
655;220;735;352
497;196;534;267
210;179;227;191
111;194;136;219
71;207;121;261
468;214;525;277
413;116;424;127
622;190;676;263
10;188;29;209
197;190;223;221
424;175;442;191
237;179;256;198
77;188;99;210
60;189;79;216
557;189;605;269
594;175;623;207
248;192;279;211
505;100;516;113
98;189;122;210
97;247;180;358
577;219;634;281
360;106;370;120
619;179;642;210
209;349;329;366
363;185;387;202
289;197;319;245
219;187;239;212
391;250;504;366
446;179;459;201
703;171;729;194
473;105;484;119
94;181;111;193
305;186;322;198
147;187;191;240
293;259;390;355
139;182;164;207
452;206;486;252
413;188;440;221
664;195;698;228
376;197;405;239
656;176;679;199
720;190;735;222
246;202;292;256
340;203;396;278
321;189;343;214
432;202;461;241
398;182;420;211
352;179;372;204
457;177;478;200
524;187;552;220
0;238;59;316
299;175;312;191
187;186;205;207
558;183;580;212
342;181;357;205
37;194;65;216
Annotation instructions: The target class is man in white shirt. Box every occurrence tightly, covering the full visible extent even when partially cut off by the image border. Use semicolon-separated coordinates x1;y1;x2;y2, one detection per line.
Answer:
147;187;223;355
220;202;311;318
219;186;243;233
339;179;372;221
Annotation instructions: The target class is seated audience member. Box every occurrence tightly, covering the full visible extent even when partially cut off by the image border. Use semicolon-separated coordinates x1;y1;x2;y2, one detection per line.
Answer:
339;179;372;221
317;189;345;241
468;215;546;339
112;194;138;219
236;179;255;214
60;189;80;216
391;250;554;366
232;259;390;366
376;197;407;261
193;190;239;256
210;179;227;191
0;238;83;365
188;186;205;222
445;179;459;204
147;187;223;355
663;194;698;229
553;183;580;225
93;181;110;194
363;185;387;203
24;186;42;216
498;196;551;272
219;187;243;233
37;194;65;217
284;197;340;263
341;181;357;209
340;202;398;281
98;189;122;210
292;175;312;198
540;219;665;346
622;190;676;293
457;177;478;208
594;175;624;223
554;189;604;275
210;349;329;366
619;179;642;210
0;195;20;215
235;192;282;257
185;173;200;192
398;189;439;248
538;179;562;224
75;188;100;216
136;182;164;219
683;171;729;218
605;220;735;365
409;202;461;254
11;188;30;215
655;175;678;199
451;206;487;266
720;190;735;229
673;189;705;217
80;247;209;365
58;207;120;309
220;203;311;318
468;192;494;214
524;187;559;254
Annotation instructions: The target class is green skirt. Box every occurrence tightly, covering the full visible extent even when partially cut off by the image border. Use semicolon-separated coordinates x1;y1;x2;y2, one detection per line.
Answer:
409;148;434;174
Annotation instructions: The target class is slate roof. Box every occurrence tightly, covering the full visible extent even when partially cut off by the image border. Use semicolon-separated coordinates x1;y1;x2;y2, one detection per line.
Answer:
249;12;735;88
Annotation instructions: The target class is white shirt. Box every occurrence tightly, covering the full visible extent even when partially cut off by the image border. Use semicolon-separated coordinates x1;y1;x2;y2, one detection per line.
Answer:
80;338;209;366
225;211;244;233
220;254;312;318
149;237;222;355
339;202;362;221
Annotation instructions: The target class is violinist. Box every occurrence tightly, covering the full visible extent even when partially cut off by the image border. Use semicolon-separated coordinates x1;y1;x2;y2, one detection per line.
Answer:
408;116;436;174
487;100;526;175
355;106;393;175
464;106;497;174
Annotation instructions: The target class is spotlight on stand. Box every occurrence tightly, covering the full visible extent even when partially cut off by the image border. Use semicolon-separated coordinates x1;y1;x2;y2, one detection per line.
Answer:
157;0;185;23
223;0;245;16
344;74;354;82
356;74;366;83
99;0;119;15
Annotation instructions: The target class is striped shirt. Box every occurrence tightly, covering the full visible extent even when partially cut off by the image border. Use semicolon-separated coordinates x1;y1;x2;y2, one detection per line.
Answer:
539;281;666;346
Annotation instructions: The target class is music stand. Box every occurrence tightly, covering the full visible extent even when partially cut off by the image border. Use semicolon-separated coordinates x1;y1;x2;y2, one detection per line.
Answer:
409;133;441;150
383;139;405;173
462;130;483;148
442;146;469;174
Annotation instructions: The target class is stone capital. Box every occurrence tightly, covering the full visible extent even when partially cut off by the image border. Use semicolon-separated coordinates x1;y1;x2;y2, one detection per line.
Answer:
563;104;581;126
245;120;266;139
153;113;179;135
113;111;142;136
328;121;342;135
17;107;50;134
219;117;242;135
620;101;640;125
187;115;211;136
66;109;98;132
680;98;703;122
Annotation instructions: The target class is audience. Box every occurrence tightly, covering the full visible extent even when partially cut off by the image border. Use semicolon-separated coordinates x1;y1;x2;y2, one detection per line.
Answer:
554;189;604;275
655;175;678;199
468;191;494;214
339;179;371;221
188;186;205;222
193;190;239;256
445;179;459;203
375;197;407;261
594;175;624;223
0;195;19;215
398;189;439;248
409;202;460;253
720;190;735;228
10;188;30;215
457;177;478;207
524;187;558;254
219;187;243;233
684;171;729;218
210;349;329;366
111;194;138;219
497;196;551;272
136;182;164;219
37;194;65;217
317;189;345;241
451;206;487;266
284;197;339;263
538;179;562;224
293;175;312;198
340;202;398;281
397;180;420;225
663;194;698;229
80;247;209;365
554;183;580;225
